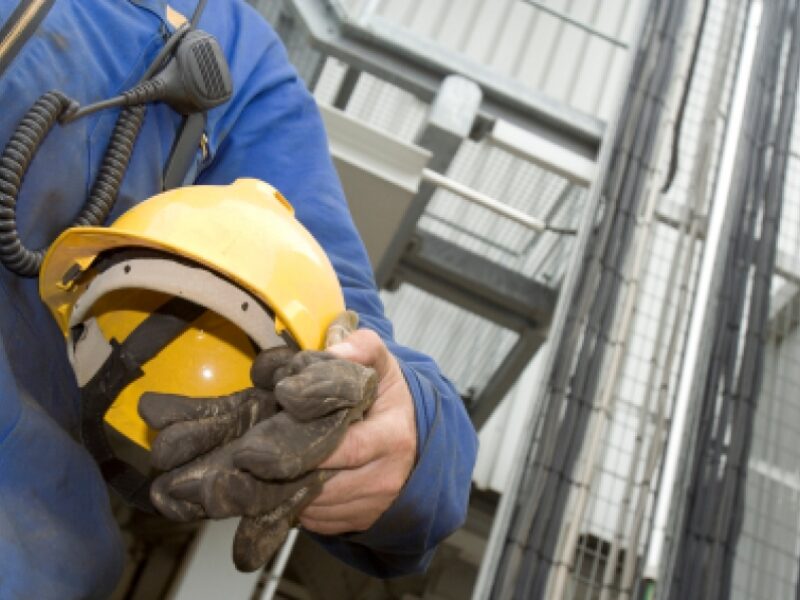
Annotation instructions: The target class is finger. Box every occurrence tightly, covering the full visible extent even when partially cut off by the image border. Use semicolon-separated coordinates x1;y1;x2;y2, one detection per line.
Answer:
250;346;295;390
205;469;329;518
150;472;206;521
150;449;236;517
325;310;359;348
233;410;350;479
234;471;331;570
271;350;332;383
299;498;379;535
140;389;253;430
314;418;386;470
275;361;377;421
300;497;379;528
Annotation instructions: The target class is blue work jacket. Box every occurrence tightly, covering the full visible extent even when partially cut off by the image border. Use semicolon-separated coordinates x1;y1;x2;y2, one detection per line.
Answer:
0;0;478;597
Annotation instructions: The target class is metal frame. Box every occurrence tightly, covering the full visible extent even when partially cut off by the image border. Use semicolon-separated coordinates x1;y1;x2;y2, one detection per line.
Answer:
319;95;559;428
373;74;484;287
396;231;555;429
256;0;604;158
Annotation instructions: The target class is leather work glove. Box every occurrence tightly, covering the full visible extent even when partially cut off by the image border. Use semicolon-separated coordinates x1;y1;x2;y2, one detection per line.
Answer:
140;346;293;471
139;312;379;571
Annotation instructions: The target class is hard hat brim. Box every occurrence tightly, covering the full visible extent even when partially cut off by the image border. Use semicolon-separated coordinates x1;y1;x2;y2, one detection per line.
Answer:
39;180;346;351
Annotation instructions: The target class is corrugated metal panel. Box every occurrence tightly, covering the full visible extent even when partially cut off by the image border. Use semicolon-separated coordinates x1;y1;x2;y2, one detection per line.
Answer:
381;285;519;395
472;347;546;492
368;0;641;121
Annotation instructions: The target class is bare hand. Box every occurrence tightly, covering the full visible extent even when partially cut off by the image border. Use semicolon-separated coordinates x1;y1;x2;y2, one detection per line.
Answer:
299;329;417;535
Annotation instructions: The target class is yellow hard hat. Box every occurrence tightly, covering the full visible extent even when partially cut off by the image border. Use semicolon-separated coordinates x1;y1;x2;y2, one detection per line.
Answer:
39;179;345;508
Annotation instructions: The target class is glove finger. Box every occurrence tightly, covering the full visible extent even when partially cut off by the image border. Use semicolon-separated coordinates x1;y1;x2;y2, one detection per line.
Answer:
140;389;257;430
238;469;330;517
250;346;295;390
151;443;238;516
171;460;329;519
166;467;260;520
233;515;291;572
150;388;278;470
232;472;331;571
275;361;378;421
150;471;206;521
233;411;350;479
325;310;359;348
193;468;314;518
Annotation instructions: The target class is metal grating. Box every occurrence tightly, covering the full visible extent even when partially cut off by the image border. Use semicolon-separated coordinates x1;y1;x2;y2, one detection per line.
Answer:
316;61;587;284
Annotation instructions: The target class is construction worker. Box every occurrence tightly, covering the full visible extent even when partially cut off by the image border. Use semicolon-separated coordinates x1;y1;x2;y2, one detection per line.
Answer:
0;1;477;598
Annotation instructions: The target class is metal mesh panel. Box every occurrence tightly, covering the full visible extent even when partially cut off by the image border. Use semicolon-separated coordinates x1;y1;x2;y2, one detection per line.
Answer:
556;1;748;597
732;333;800;600
727;28;800;599
477;0;755;597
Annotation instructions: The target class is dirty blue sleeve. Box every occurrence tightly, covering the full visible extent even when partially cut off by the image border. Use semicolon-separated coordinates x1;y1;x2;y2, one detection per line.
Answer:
195;1;478;577
0;327;125;600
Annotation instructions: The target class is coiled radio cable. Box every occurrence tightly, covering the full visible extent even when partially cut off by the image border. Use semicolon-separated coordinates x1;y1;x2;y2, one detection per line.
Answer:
0;92;145;277
0;11;231;278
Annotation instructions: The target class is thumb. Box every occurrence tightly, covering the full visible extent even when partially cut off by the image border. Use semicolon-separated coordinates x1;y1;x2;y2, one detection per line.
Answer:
327;329;395;383
316;419;381;469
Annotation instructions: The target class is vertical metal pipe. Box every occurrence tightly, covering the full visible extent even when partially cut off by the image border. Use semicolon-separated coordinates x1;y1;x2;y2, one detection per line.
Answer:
641;0;763;585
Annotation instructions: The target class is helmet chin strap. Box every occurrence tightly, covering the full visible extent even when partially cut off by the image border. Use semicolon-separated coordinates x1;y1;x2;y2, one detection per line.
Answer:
79;296;206;513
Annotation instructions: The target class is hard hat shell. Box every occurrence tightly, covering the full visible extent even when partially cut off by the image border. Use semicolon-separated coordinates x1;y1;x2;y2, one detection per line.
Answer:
39;178;345;449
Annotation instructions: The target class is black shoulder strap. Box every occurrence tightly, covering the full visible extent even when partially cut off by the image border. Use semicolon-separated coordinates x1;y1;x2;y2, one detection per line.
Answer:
162;0;210;190
0;0;56;78
163;112;206;190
